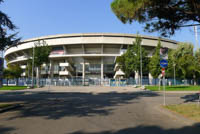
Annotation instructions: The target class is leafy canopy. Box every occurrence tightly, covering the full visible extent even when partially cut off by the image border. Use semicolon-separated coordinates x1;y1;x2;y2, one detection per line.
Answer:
149;40;161;78
3;64;23;79
111;0;200;37
166;43;195;79
116;35;149;77
0;0;20;50
30;40;52;67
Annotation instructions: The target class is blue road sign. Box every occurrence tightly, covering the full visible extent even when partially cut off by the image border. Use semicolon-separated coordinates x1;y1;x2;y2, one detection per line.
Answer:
160;59;168;68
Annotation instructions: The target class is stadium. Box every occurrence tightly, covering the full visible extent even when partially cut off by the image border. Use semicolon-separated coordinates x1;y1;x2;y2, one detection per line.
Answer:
4;33;178;86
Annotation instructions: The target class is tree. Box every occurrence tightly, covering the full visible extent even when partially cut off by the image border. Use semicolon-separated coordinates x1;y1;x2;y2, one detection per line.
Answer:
116;53;128;76
165;44;200;85
0;0;20;50
116;35;149;79
3;64;23;86
165;49;176;78
0;0;20;87
193;49;200;84
25;59;32;78
10;64;23;85
111;0;200;37
167;43;195;80
3;68;12;86
29;40;51;87
178;54;195;79
149;40;161;79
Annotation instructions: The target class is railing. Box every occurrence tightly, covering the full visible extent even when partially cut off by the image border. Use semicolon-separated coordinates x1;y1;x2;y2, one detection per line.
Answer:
2;78;200;87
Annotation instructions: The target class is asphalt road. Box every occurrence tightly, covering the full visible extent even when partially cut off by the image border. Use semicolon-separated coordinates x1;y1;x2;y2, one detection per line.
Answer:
0;88;200;134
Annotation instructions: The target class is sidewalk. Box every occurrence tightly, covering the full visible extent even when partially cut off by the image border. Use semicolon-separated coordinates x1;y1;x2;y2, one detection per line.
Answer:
35;86;144;93
1;86;199;94
0;86;144;94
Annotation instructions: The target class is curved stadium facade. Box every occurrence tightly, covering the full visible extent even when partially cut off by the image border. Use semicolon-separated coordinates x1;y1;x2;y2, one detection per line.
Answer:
5;33;178;83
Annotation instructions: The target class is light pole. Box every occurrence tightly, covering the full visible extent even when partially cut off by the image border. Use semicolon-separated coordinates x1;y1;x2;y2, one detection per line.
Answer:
31;46;35;88
173;63;176;85
194;26;199;49
140;41;143;86
32;41;40;87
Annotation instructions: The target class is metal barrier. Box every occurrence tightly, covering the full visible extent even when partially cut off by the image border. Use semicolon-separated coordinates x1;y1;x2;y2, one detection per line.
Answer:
2;78;199;87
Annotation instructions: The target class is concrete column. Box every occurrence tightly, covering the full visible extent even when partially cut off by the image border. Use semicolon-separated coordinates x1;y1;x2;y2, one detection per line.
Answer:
101;45;104;85
82;61;85;79
63;46;67;54
101;58;104;80
36;67;40;87
149;73;153;85
50;60;54;79
82;60;85;85
101;45;104;54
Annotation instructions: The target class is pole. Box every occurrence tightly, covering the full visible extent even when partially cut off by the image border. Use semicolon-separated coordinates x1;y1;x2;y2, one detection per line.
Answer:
159;78;160;90
163;75;166;106
140;42;142;86
194;26;200;106
194;26;199;49
31;46;35;88
173;63;176;85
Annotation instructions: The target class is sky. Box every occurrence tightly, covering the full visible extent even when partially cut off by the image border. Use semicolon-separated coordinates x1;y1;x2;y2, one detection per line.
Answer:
0;0;199;46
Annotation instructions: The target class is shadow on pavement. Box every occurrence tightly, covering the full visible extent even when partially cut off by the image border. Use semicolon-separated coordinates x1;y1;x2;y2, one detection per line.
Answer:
69;123;200;134
0;125;16;134
181;93;200;103
0;91;159;120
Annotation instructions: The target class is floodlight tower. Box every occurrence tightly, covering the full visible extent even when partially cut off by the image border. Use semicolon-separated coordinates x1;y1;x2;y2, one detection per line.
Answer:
194;26;199;50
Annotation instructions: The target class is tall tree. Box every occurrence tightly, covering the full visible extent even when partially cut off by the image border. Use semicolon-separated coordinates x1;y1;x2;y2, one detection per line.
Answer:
25;59;32;78
3;68;12;86
4;64;23;86
29;40;51;87
0;0;20;50
0;0;20;87
116;52;129;77
193;49;200;84
116;35;149;78
165;49;176;78
111;0;200;37
169;43;195;79
149;40;161;79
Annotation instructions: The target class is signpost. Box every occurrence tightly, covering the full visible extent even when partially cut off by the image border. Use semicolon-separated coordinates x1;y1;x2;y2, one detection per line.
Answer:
160;59;168;68
162;68;165;76
160;48;168;106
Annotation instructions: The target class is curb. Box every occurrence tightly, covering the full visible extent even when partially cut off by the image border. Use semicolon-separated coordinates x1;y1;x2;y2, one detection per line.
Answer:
0;104;23;113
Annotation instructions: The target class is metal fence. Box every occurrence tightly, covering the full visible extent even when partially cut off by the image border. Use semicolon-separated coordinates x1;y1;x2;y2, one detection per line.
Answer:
2;78;200;87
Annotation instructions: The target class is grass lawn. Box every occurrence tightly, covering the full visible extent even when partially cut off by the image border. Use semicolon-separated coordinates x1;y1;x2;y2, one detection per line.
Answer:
0;86;27;90
146;85;200;91
0;103;13;109
165;104;200;122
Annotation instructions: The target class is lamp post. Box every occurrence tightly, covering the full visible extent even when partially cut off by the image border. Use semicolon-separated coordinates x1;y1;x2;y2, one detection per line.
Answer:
31;46;35;88
140;41;143;86
173;63;176;85
31;41;40;87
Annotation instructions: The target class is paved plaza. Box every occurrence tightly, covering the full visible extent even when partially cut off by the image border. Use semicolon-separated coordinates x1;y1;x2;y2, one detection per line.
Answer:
0;86;200;134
